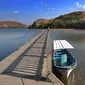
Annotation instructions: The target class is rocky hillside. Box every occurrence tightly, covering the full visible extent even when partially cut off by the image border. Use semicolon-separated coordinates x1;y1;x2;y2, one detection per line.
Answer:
55;11;85;20
0;21;27;28
28;19;49;29
29;11;85;29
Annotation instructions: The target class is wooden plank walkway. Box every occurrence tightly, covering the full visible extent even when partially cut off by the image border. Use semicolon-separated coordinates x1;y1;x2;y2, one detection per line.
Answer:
0;30;52;85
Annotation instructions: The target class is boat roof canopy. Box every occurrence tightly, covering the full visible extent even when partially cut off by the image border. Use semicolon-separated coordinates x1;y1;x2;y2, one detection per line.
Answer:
53;40;74;50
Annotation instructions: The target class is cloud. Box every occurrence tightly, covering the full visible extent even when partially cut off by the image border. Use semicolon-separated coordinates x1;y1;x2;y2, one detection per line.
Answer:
40;2;47;7
34;6;37;9
69;8;74;10
46;8;51;10
76;2;85;10
40;2;56;11
69;8;75;11
52;8;56;10
44;4;47;6
12;11;19;14
40;2;44;5
46;7;56;11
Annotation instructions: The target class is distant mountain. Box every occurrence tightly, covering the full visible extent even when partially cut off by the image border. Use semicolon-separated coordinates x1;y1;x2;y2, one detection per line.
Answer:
29;11;85;29
0;21;27;28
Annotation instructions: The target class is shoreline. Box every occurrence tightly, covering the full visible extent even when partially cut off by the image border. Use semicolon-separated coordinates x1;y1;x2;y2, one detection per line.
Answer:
50;28;73;30
0;27;85;31
50;28;85;31
0;27;28;29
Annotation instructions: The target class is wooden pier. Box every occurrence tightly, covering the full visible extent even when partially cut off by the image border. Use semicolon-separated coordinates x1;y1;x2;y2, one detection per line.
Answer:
0;30;64;85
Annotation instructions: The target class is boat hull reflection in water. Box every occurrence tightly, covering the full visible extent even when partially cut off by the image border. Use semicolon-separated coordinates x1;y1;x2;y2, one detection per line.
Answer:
52;40;77;85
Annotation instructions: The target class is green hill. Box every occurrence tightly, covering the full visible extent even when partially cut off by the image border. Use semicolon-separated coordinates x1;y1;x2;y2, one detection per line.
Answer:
29;11;85;29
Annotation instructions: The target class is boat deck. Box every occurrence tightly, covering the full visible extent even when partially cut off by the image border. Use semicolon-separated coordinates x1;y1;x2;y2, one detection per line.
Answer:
53;50;74;67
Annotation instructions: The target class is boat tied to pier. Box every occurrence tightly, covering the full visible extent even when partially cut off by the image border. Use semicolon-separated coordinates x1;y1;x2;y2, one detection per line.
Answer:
53;40;77;78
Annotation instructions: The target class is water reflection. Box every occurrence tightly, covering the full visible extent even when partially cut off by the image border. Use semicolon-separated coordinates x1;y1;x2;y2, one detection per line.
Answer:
53;63;76;85
60;34;85;43
51;29;85;85
0;28;41;61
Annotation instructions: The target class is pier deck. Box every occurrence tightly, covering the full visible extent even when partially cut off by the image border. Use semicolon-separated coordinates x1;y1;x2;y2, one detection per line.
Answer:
0;30;52;85
0;30;64;85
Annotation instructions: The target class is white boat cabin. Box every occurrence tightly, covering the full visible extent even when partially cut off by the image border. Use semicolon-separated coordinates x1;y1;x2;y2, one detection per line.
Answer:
53;40;74;50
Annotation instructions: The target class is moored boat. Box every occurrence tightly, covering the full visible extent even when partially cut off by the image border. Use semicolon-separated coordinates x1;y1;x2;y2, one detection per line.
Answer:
53;40;77;78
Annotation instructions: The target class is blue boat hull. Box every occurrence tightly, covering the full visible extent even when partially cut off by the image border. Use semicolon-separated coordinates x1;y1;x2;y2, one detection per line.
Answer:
53;49;77;77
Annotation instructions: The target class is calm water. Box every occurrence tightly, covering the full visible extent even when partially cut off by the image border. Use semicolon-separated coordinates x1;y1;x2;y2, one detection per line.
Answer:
0;29;85;85
0;28;41;61
51;29;85;85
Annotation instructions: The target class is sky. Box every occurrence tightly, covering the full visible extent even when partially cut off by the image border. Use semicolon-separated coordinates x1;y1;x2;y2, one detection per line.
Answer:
0;0;85;24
